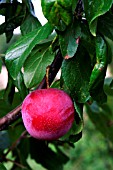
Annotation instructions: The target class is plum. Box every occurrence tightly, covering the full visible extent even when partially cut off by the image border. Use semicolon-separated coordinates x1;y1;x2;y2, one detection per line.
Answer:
22;88;75;140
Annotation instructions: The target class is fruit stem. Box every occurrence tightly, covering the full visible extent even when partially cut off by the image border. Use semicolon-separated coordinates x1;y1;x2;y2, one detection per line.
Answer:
46;65;50;89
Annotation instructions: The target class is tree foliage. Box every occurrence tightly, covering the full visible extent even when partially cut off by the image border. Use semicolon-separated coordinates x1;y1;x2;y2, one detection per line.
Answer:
0;0;113;169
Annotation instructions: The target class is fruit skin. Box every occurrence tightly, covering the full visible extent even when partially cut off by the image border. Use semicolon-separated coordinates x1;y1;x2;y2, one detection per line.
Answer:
22;88;75;140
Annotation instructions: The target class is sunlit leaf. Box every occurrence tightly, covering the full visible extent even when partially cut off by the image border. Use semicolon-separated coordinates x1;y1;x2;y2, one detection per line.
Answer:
24;42;54;88
5;22;53;80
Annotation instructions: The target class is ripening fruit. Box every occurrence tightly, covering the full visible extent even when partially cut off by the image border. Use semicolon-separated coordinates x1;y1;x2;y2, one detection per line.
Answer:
22;88;75;140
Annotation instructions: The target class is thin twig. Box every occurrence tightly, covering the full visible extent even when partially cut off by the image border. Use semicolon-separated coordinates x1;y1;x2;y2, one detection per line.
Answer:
0;50;63;131
5;158;26;169
4;130;27;157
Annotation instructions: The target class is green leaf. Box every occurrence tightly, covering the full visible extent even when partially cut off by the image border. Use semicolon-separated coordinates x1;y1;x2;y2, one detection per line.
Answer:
60;101;83;143
57;0;74;9
5;4;14;42
86;102;113;143
72;0;78;12
12;138;32;170
0;90;4;99
110;79;113;88
81;23;95;59
61;119;83;143
8;124;25;144
51;80;61;89
104;78;113;96
89;36;107;104
0;93;21;118
62;47;91;103
0;6;6;16
68;132;82;143
0;131;10;152
25;0;36;17
23;42;54;88
83;0;113;36
3;74;15;105
0;99;12;117
74;101;83;119
20;13;41;35
98;12;113;41
89;79;107;104
18;138;30;160
98;12;113;63
0;3;26;42
30;139;69;170
5;22;53;80
0;59;2;73
0;164;7;170
11;92;22;108
41;0;73;30
104;36;113;64
59;20;81;58
13;71;28;100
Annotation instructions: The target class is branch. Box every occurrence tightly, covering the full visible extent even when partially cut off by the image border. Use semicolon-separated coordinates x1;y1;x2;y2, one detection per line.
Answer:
4;130;27;157
5;158;27;169
0;50;63;131
1;131;28;169
0;105;22;131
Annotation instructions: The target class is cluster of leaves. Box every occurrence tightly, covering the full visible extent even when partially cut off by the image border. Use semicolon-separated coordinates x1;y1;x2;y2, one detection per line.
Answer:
0;0;113;169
